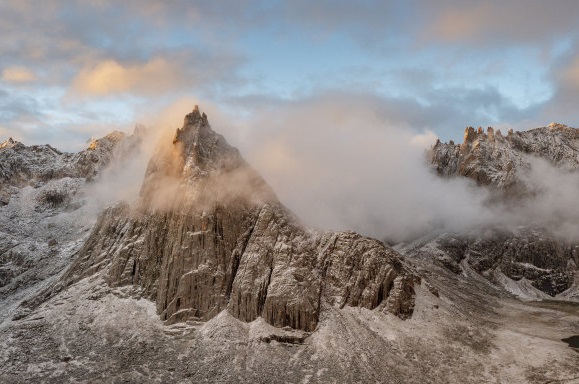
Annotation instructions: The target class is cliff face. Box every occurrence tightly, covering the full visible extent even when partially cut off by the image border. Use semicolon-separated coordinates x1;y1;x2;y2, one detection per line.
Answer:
56;106;418;331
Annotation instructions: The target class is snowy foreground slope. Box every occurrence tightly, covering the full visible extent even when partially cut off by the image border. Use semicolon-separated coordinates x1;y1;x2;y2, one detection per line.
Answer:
0;109;578;383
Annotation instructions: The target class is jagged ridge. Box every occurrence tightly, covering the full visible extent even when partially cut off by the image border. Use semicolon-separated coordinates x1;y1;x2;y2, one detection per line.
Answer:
0;131;142;206
431;123;579;193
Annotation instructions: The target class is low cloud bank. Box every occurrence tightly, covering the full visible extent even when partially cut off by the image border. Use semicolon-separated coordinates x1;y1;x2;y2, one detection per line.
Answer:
222;95;579;242
228;96;493;242
84;95;579;244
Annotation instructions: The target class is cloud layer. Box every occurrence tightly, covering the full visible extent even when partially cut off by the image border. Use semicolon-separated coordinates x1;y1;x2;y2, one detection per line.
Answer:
1;66;36;83
210;98;579;242
61;95;579;247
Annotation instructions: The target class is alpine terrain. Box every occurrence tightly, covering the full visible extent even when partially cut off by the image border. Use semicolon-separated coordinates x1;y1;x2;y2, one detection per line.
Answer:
0;107;577;383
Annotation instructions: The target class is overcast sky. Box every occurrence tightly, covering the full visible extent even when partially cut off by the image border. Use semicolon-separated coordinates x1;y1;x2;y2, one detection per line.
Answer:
2;0;579;150
3;1;579;237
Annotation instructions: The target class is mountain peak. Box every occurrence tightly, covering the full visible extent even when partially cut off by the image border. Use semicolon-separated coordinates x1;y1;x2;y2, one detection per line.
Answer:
0;137;20;149
53;106;419;334
139;106;273;211
171;105;240;173
432;124;579;191
548;122;569;130
86;131;126;151
173;105;208;143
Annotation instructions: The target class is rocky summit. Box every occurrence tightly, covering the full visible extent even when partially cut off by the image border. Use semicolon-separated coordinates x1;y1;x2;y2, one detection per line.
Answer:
0;110;578;383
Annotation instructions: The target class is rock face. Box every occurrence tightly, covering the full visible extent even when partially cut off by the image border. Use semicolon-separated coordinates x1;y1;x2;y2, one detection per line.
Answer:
56;106;418;331
431;123;579;194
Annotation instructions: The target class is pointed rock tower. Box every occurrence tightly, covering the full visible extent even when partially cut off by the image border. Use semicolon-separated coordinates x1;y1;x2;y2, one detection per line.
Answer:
57;106;418;331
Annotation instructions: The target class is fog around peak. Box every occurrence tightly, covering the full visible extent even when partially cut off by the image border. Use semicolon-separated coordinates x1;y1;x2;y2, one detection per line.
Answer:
79;96;579;244
215;96;579;242
223;97;495;241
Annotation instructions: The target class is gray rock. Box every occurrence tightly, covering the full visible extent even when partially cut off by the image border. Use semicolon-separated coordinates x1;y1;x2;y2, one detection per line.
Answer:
405;229;577;296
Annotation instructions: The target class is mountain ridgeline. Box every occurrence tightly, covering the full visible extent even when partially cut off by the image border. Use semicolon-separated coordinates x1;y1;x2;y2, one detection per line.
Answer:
431;123;579;193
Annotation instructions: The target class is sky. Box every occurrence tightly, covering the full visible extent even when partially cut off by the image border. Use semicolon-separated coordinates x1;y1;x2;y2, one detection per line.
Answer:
2;0;579;149
2;0;579;238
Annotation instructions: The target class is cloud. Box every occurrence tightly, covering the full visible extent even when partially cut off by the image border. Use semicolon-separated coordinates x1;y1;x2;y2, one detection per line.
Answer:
422;1;579;46
202;94;493;242
187;95;579;244
511;156;579;241
0;125;9;139
67;50;244;98
0;1;246;96
82;132;152;212
71;58;179;96
560;57;579;89
2;66;36;83
426;3;497;43
0;90;43;124
538;46;579;126
410;130;438;149
234;85;535;143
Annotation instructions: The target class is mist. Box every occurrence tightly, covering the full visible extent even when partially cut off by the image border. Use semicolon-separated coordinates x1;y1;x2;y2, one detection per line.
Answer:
80;124;167;215
81;95;579;244
214;95;579;243
506;156;579;242
222;95;495;242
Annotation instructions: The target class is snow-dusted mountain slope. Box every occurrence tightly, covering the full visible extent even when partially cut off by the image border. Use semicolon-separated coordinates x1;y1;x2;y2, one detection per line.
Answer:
1;248;577;383
0;129;145;323
397;227;579;302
